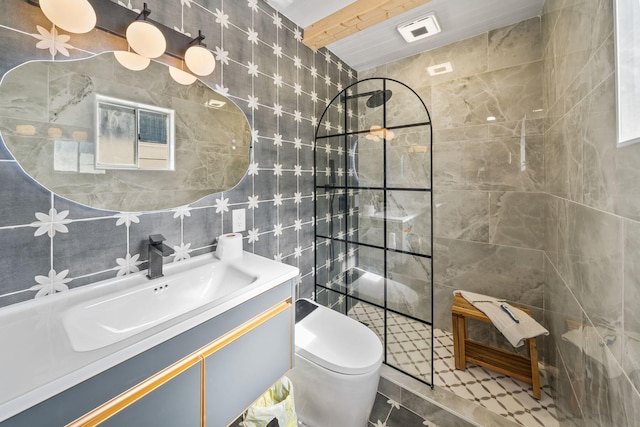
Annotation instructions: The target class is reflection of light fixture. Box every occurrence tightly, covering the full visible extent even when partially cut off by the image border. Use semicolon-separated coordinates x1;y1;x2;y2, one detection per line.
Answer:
16;125;36;136
205;99;226;109
169;65;197;85
126;3;166;59
48;127;63;138
39;0;97;34
486;116;496;121
366;125;395;141
114;50;150;71
72;131;89;141
185;30;216;76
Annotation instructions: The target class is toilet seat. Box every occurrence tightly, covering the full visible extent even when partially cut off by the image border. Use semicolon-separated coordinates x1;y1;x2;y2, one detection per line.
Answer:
295;300;383;375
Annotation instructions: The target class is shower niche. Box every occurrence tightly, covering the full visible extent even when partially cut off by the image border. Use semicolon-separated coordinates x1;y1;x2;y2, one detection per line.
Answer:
314;78;434;385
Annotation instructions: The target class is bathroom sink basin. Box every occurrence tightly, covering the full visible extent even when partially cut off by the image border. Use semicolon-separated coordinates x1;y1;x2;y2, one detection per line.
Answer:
62;263;257;352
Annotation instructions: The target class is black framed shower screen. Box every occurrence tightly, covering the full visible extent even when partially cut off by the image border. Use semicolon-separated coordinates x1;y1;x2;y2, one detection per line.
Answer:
313;77;434;386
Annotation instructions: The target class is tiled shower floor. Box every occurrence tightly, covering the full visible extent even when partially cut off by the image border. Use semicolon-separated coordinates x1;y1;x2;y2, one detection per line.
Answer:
348;302;559;427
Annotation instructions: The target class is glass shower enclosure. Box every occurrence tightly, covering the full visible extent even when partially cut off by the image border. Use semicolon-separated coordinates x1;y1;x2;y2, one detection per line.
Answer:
314;78;434;385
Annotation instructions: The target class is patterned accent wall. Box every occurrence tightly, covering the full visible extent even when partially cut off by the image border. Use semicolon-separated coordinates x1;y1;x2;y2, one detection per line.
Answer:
0;0;356;307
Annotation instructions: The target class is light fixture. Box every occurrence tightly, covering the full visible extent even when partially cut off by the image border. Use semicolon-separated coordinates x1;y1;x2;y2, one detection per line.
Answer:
185;30;216;76
39;0;97;34
427;62;453;76
126;3;166;59
366;125;395;142
169;66;197;85
114;50;150;71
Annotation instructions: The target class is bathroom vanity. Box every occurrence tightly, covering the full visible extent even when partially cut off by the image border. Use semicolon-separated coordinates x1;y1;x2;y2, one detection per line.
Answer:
0;252;298;426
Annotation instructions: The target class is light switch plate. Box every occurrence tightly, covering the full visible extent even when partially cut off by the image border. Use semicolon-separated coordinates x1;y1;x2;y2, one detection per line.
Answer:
232;208;246;232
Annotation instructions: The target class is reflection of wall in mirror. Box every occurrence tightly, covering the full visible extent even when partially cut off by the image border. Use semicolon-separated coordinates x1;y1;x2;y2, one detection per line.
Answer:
54;139;105;174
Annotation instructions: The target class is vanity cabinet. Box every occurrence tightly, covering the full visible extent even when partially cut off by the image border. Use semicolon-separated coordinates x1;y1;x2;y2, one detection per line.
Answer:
3;280;294;427
100;363;202;427
205;308;291;426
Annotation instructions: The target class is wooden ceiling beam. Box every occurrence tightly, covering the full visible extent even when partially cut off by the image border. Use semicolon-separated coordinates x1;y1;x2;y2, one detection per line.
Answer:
302;0;433;50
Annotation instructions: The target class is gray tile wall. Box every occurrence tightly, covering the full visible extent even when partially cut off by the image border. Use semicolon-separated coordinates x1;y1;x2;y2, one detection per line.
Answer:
0;0;356;306
542;0;640;425
361;18;546;350
360;3;640;424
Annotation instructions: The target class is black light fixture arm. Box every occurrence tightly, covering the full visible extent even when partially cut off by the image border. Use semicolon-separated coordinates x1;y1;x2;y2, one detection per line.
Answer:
136;3;152;21
190;30;207;48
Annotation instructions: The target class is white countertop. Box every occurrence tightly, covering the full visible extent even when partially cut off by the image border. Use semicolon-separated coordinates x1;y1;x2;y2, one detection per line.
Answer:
0;252;298;422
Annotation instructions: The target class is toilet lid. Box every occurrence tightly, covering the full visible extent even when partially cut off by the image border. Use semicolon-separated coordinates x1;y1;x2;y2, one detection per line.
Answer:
295;301;383;375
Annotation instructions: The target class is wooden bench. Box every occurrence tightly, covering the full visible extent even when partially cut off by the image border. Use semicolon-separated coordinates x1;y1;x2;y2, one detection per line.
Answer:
451;294;541;399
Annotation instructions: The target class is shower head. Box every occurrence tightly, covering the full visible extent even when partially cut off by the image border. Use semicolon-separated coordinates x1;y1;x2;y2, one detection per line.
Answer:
366;89;393;108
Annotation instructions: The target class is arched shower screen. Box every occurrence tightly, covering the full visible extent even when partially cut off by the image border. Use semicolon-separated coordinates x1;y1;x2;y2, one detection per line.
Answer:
314;78;434;385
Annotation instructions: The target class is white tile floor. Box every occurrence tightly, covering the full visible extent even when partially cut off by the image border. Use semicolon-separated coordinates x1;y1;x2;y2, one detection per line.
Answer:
348;302;560;427
433;328;558;427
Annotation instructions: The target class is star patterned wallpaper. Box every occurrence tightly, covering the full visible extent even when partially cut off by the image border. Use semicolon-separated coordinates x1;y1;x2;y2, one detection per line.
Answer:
0;0;357;307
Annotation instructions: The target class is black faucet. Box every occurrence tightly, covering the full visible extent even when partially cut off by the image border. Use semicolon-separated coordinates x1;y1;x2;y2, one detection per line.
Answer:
147;234;175;279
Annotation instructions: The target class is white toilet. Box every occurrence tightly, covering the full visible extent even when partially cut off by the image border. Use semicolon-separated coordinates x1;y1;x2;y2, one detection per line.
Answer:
288;299;383;427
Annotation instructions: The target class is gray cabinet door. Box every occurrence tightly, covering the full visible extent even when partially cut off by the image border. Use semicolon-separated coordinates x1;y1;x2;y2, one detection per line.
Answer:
205;307;292;427
100;362;202;427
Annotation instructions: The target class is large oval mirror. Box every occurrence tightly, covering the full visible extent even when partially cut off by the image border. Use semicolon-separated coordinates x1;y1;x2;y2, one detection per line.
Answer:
0;52;251;212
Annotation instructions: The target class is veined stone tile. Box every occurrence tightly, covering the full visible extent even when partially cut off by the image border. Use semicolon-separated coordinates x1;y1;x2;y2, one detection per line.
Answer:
433;237;544;307
433;141;465;189
434;124;489;143
623;219;640;392
461;135;544;192
545;109;583;202
489;191;545;250
567;34;614;112
613;141;640;221
434;190;490;242
582;75;617;212
545;194;559;265
488;17;543;72
432;61;543;130
560;202;623;328
488;118;545;138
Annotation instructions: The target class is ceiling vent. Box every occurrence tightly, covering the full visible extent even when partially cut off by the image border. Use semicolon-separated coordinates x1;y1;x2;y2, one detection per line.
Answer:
397;13;441;43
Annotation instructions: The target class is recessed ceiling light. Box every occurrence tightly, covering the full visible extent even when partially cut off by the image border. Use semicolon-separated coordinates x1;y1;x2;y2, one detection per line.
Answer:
427;62;453;76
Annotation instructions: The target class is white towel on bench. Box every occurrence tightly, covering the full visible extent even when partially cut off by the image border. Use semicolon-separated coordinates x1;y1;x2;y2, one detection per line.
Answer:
454;290;549;348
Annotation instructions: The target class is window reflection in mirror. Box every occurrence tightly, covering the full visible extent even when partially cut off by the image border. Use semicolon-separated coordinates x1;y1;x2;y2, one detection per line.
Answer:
96;95;175;170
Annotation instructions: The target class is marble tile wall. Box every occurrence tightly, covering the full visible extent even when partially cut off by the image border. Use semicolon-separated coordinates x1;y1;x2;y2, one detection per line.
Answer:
0;0;356;307
361;17;547;348
542;0;640;425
